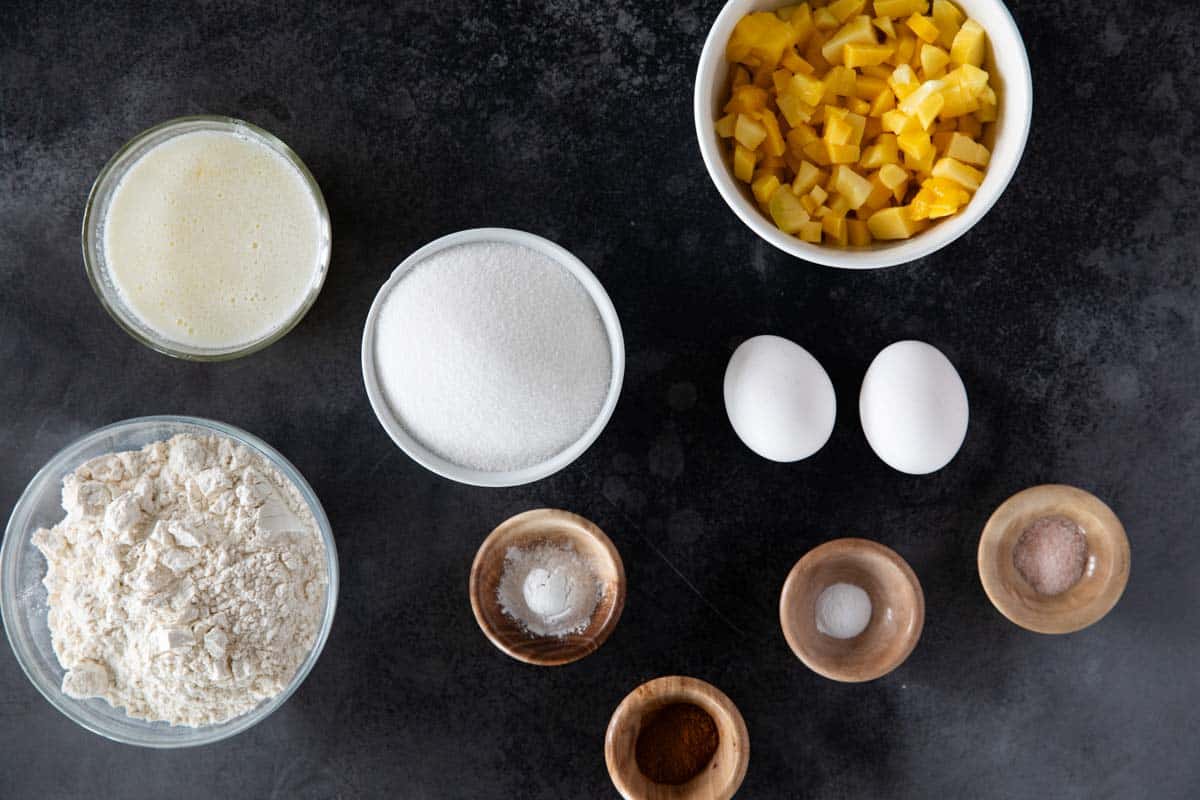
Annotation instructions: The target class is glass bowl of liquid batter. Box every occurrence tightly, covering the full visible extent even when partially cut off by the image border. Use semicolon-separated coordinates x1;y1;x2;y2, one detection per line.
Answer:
82;116;331;360
0;416;340;747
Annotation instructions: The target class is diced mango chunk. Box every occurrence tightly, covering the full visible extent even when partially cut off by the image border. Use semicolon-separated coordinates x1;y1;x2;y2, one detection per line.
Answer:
833;165;874;209
735;114;768;150
769;185;811;233
868;205;928;239
752;172;783;206
905;14;941;44
727;12;798;70
950;19;986;67
920;44;951;79
821;15;876;65
931;156;984;190
874;0;928;17
931;0;964;48
945;132;990;166
844;42;895;69
734;144;757;182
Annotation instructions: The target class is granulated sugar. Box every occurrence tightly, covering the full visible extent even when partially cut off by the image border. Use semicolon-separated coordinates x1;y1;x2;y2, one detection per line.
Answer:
373;241;612;472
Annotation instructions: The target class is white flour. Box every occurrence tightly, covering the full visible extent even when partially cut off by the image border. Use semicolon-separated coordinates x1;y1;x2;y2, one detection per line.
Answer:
497;542;600;638
32;434;327;727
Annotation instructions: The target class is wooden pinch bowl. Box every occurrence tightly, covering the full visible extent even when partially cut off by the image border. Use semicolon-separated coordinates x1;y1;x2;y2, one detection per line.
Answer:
978;484;1130;634
469;508;625;666
780;538;924;683
605;676;749;800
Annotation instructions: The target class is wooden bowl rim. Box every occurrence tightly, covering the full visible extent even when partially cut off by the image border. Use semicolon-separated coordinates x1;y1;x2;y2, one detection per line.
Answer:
779;537;925;683
469;508;626;666
604;675;750;800
977;484;1130;634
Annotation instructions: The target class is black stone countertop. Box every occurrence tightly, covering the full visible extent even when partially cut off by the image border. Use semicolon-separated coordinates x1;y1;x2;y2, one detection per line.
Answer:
2;1;1198;797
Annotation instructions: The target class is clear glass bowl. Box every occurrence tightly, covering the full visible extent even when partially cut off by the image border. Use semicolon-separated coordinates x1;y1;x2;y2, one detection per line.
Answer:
0;416;339;748
81;115;332;360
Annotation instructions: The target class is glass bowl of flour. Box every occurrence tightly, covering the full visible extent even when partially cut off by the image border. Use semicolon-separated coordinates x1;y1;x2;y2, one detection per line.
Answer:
0;416;338;747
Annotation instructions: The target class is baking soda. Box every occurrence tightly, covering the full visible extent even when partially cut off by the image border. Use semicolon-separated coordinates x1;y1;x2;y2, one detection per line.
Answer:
373;241;611;472
816;582;872;639
497;543;600;638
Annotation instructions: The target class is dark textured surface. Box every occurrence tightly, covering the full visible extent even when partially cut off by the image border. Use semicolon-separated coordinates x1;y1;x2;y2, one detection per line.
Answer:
1;0;1198;797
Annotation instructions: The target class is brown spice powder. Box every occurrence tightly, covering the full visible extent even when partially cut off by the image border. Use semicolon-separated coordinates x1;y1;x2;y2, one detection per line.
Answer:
635;702;720;785
1013;515;1089;596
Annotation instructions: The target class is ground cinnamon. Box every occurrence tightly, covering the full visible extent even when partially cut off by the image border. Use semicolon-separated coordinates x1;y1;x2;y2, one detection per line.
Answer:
634;702;719;785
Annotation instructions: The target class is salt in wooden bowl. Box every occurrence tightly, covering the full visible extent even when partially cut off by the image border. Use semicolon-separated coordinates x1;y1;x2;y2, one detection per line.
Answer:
779;538;924;682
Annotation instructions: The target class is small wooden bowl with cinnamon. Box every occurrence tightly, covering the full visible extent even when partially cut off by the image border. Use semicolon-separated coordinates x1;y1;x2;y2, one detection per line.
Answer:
469;508;625;666
605;676;749;800
978;484;1130;634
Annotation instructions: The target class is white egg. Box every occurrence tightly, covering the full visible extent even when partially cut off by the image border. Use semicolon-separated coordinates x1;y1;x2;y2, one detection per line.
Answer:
723;335;836;462
859;340;969;475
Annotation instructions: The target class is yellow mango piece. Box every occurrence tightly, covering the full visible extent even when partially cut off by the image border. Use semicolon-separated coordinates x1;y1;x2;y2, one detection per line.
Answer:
864;116;883;141
734;144;757;182
833;165;874;209
799;220;824;242
787;124;820;154
950;19;986;67
846;96;871;115
773;68;793;94
809;184;829;205
735;113;768;150
931;0;964;49
715;113;737;138
867;205;927;239
920;44;950;79
827;0;866;23
792;160;823;194
844;42;895;68
914;91;945;129
950;63;989;95
724;84;769;114
781;50;815;75
758;110;787;157
861;133;899;168
822;213;849;246
769;185;812;233
825;115;855;146
945;132;990;165
873;0;928;17
854;75;887;100
878;162;909;190
828;192;852;216
863;174;894;210
938;84;980;117
910;176;969;219
932;130;955;153
813;7;839;31
803;139;833;166
821;15;876;65
726;12;799;69
789;4;816;47
977;86;998;122
847;218;872;246
827;143;861;163
882;109;921;135
869;88;897;117
892;30;918;67
957;114;983;138
777;93;816;127
898;78;946;117
932;156;983;190
800;193;821;215
889;64;920;99
752;172;783;206
905;14;940;44
860;64;894;81
898;129;933;161
788;72;827;107
824;65;857;96
873;16;897;39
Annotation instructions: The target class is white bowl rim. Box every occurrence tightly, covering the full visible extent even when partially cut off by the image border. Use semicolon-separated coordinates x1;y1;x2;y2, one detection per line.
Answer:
360;227;626;487
0;414;340;748
693;0;1034;269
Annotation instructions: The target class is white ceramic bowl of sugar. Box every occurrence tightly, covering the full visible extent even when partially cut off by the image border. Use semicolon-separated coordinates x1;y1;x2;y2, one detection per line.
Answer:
361;228;625;487
694;0;1033;269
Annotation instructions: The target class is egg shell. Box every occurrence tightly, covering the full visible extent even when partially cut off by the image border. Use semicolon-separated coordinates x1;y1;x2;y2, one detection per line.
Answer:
723;335;836;463
859;340;969;475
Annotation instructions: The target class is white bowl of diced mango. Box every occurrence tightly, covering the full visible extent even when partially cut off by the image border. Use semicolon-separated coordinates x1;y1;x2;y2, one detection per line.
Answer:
694;0;1032;269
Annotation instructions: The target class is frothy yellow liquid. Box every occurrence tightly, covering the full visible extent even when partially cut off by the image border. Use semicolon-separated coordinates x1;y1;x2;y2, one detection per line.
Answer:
103;129;325;349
